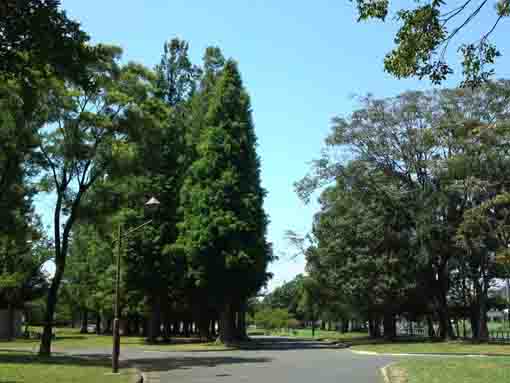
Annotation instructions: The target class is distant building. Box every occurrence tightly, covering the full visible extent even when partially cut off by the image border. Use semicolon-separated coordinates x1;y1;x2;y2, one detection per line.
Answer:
488;283;510;323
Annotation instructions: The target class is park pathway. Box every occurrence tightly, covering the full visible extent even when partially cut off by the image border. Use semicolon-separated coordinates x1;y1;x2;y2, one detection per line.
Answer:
115;337;394;383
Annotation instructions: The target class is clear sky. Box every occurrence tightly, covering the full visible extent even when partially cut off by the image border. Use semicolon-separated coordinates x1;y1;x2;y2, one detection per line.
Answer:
37;0;510;291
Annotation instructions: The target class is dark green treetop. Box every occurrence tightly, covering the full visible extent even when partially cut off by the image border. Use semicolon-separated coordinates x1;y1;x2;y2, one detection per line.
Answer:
178;60;271;305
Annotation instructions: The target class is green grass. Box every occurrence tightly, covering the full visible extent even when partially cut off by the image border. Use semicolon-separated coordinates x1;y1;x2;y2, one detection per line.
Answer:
353;340;510;355
284;328;369;341
248;327;369;342
389;358;510;383
489;322;510;331
0;326;231;352
0;351;133;383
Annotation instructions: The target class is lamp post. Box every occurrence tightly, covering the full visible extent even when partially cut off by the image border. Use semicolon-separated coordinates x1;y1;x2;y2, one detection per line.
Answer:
112;197;160;373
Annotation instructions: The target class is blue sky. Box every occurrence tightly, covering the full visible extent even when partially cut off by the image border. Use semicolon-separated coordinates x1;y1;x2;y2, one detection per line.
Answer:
37;0;510;291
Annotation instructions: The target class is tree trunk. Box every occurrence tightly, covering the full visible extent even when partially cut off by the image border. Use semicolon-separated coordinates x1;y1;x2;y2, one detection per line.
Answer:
163;318;171;341
218;303;235;344
80;309;88;334
368;318;375;338
71;312;76;328
7;302;14;341
39;263;65;355
478;291;489;341
427;315;435;338
237;308;247;340
133;314;140;336
342;319;349;333
125;318;132;336
471;285;481;341
368;314;381;338
436;263;455;340
172;320;180;336
141;319;147;337
95;313;102;335
40;189;77;356
198;314;211;340
183;320;190;337
147;295;162;343
383;311;396;340
210;319;216;338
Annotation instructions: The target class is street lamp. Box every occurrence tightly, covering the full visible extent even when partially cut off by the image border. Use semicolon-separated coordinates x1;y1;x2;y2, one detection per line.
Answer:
112;196;160;373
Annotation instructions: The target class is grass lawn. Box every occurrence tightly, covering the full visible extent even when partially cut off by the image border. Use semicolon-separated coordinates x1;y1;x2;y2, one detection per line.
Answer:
0;350;133;383
284;328;369;341
388;358;510;383
0;326;231;352
248;327;369;342
353;340;510;355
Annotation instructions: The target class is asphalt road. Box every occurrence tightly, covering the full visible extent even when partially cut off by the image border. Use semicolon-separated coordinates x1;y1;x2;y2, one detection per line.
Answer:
111;337;394;383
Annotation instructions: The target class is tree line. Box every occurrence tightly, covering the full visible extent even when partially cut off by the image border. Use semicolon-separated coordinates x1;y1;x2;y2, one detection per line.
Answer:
0;1;271;355
297;82;510;341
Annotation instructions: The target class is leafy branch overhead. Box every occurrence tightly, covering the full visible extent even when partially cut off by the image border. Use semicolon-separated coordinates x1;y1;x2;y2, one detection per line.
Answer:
354;0;510;85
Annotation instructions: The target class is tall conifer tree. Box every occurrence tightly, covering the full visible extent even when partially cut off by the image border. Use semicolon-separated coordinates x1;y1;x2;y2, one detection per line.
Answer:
178;60;270;343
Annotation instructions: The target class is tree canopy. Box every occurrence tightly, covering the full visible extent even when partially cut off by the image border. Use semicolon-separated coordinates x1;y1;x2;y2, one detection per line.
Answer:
298;81;510;340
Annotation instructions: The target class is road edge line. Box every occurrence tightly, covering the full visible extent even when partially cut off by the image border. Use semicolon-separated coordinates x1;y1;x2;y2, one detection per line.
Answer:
350;349;493;358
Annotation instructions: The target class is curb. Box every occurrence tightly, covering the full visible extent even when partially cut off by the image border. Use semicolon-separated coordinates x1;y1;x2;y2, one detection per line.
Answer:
137;371;161;383
380;362;396;383
140;370;161;383
132;365;159;383
350;349;507;358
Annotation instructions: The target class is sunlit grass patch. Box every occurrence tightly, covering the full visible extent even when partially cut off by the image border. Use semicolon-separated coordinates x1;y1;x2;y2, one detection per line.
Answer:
390;358;510;383
0;351;134;383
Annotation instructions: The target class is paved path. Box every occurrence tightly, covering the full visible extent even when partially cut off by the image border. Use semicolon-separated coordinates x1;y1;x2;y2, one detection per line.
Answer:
63;337;393;382
155;338;393;383
65;337;392;383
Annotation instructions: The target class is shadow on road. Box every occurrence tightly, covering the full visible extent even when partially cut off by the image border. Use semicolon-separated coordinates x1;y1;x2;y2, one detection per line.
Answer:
0;336;346;376
129;355;272;373
0;350;272;374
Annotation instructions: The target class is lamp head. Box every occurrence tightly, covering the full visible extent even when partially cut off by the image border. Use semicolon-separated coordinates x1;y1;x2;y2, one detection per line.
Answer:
145;197;160;213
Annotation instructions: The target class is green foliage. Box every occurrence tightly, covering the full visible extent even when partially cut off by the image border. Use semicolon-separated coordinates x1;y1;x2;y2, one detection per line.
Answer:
155;39;201;106
299;81;510;339
178;59;270;304
0;0;97;87
355;0;389;20
0;235;50;310
253;307;294;331
384;5;448;83
63;224;113;316
353;0;509;85
1;3;270;346
263;274;306;318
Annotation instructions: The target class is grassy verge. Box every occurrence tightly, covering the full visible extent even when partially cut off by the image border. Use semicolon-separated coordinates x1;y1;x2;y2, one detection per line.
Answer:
248;328;369;342
352;339;510;355
0;326;231;352
388;358;510;383
0;351;133;383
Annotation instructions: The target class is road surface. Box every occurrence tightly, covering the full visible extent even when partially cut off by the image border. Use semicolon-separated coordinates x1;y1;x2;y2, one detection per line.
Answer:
107;337;394;383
